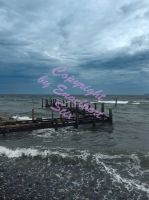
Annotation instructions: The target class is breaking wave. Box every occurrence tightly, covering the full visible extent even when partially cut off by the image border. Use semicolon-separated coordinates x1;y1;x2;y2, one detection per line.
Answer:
0;146;149;196
10;115;32;121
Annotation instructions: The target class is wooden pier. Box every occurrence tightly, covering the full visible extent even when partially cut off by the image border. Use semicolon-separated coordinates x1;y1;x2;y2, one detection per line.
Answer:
0;98;113;135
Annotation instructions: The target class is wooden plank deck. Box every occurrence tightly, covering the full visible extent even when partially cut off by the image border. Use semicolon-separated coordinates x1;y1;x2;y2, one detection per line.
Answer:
0;116;111;135
0;98;113;135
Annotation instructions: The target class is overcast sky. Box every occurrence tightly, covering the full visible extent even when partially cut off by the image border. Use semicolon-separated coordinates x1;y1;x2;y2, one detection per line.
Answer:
0;0;149;94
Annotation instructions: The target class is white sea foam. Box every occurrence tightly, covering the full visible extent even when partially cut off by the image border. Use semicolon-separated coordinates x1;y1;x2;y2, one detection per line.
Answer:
0;146;89;160
11;115;32;121
92;100;149;105
1;146;149;194
94;154;149;194
98;153;127;159
130;154;142;172
97;100;128;104
132;102;141;105
132;100;149;104
32;128;55;138
0;146;39;158
0;146;71;158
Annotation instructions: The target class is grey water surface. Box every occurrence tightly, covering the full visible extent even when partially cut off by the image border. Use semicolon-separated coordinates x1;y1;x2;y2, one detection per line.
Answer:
0;95;149;200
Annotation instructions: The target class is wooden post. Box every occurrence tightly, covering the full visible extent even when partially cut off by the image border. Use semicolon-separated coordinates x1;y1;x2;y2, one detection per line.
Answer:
101;103;104;113
49;99;52;106
45;99;48;107
62;118;65;126
94;103;97;110
115;98;117;107
42;98;44;108
32;109;35;121
52;99;54;106
49;99;51;106
74;104;79;128
83;108;86;117
92;103;96;127
55;119;58;131
109;108;113;122
60;114;63;121
51;110;54;121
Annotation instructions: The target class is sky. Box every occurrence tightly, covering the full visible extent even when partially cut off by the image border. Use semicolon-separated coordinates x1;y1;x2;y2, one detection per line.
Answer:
0;0;149;94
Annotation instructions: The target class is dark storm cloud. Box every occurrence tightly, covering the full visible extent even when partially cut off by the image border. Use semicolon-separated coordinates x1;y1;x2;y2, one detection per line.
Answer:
80;50;149;71
0;0;149;94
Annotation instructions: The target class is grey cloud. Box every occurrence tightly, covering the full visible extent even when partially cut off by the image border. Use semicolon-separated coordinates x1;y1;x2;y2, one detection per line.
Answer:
0;0;149;66
0;0;149;94
120;0;147;14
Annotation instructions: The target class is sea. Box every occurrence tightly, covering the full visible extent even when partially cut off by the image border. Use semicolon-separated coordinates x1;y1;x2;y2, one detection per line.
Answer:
0;94;149;200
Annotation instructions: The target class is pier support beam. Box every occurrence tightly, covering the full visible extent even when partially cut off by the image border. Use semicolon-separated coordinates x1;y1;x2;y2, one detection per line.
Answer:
101;103;104;113
92;103;97;127
45;99;48;107
54;119;58;131
115;98;117;107
50;99;52;106
42;98;44;108
109;108;113;122
32;109;35;121
51;110;54;121
74;104;79;128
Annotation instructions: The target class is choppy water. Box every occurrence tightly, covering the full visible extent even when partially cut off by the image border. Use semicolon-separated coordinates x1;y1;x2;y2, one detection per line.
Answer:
0;95;149;200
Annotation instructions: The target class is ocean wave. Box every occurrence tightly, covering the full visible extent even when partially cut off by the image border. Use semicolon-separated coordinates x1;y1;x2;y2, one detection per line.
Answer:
10;115;32;121
91;100;149;105
97;100;128;104
0;146;149;194
0;146;90;160
94;154;149;194
132;100;149;104
132;102;141;105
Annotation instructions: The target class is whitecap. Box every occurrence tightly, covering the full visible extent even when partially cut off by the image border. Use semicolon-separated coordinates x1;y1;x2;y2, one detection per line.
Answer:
10;115;32;121
94;154;149;194
92;100;129;104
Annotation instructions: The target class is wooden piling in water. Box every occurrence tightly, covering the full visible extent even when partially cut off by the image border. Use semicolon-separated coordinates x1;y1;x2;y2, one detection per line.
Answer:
50;99;52;106
45;99;48;107
109;108;113;122
32;109;35;121
42;98;44;108
74;104;79;128
94;103;97;110
115;98;117;107
55;119;58;131
101;103;104;113
92;103;97;127
51;110;54;121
